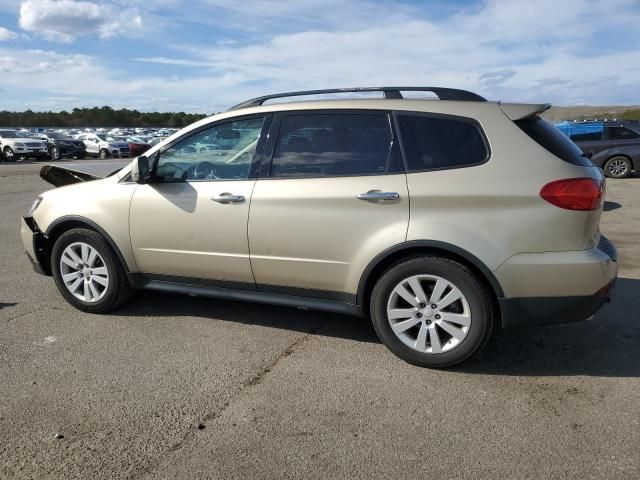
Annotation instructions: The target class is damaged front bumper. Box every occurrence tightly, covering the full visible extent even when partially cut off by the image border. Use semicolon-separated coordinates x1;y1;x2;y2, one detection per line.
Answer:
21;216;49;275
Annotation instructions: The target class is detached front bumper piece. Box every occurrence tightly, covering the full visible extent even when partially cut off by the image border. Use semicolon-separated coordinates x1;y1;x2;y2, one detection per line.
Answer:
21;216;49;275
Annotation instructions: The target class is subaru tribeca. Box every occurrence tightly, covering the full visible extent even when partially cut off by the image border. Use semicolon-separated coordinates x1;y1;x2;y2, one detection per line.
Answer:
21;87;617;367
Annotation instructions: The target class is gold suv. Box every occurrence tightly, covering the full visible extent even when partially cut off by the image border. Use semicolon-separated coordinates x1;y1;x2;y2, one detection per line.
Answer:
21;87;618;367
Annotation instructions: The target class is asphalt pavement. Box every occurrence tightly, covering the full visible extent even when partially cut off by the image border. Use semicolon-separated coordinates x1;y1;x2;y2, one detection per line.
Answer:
0;160;638;479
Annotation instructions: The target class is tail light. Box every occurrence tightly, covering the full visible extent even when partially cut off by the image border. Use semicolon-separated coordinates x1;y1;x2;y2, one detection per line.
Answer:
540;178;604;211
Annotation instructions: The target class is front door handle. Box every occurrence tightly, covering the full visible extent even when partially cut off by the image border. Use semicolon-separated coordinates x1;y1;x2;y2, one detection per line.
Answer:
212;193;245;204
356;191;400;202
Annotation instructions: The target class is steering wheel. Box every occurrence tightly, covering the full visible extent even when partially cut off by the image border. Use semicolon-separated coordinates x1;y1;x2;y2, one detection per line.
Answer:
189;162;219;180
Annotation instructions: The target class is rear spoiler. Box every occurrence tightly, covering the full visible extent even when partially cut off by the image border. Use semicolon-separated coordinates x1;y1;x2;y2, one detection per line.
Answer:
40;165;101;187
499;102;551;121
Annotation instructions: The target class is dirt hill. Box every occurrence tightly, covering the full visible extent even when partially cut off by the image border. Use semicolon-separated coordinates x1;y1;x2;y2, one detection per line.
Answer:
542;105;640;122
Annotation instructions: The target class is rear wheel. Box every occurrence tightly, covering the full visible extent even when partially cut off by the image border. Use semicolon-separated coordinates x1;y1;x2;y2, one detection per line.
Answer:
99;148;109;159
604;156;632;178
370;256;494;368
51;228;132;313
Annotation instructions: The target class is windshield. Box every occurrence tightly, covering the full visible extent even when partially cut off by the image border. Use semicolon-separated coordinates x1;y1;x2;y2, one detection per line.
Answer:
97;134;118;142
0;131;18;138
48;132;74;140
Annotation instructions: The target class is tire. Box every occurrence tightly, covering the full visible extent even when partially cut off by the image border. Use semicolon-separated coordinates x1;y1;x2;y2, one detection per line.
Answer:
99;148;109;159
50;146;60;161
51;228;132;313
370;256;494;368
3;146;15;162
603;156;632;179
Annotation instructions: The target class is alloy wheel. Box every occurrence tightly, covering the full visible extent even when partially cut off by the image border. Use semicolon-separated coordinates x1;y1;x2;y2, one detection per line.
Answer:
608;159;628;177
3;147;14;161
59;242;109;303
386;274;471;354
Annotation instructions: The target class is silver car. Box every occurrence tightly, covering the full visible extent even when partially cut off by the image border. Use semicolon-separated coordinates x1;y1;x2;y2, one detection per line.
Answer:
21;87;617;367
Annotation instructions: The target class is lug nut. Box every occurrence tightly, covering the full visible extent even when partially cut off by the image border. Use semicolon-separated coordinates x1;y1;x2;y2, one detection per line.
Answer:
435;314;441;320
431;304;437;309
416;312;423;318
419;303;426;309
426;320;432;325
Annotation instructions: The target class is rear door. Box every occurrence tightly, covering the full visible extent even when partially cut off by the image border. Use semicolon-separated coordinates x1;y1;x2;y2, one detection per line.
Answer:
248;110;409;298
83;135;100;155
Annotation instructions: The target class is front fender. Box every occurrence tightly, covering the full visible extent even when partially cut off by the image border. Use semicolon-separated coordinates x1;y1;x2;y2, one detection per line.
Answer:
33;177;138;271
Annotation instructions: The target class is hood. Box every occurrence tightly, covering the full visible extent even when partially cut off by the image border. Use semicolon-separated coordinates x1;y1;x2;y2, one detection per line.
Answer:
40;164;101;187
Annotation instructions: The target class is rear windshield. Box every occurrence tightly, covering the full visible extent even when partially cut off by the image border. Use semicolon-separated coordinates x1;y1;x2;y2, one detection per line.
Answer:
515;116;593;167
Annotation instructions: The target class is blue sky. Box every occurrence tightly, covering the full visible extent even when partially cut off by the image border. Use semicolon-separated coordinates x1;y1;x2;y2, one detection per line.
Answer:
0;0;639;113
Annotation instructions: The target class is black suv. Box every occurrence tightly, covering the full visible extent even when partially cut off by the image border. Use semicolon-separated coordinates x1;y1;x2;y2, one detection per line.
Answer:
556;121;640;178
29;132;87;161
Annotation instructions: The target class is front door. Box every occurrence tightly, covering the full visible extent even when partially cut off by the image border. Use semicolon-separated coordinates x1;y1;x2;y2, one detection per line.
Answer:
248;111;409;298
129;115;268;286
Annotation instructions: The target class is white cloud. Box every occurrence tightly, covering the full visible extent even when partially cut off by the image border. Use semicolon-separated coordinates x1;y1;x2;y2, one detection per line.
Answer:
166;0;640;106
3;0;640;110
0;26;17;40
18;0;143;42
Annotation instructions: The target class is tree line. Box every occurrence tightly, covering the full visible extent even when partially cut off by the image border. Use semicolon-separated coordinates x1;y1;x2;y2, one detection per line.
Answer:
0;106;209;128
621;109;640;121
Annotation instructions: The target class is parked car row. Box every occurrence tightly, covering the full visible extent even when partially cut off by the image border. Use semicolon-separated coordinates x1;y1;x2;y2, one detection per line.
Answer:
0;127;177;162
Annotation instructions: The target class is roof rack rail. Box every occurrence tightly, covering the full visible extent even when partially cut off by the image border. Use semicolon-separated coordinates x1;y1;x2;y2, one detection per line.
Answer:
228;86;487;110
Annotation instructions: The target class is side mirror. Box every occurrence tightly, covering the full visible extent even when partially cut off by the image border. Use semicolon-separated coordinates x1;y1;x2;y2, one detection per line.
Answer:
131;154;153;184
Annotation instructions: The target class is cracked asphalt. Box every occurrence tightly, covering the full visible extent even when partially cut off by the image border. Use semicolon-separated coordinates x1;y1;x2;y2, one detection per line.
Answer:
1;160;639;479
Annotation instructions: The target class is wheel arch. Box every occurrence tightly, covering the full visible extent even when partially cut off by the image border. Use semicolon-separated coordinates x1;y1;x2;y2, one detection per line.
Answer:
43;216;131;275
357;240;504;312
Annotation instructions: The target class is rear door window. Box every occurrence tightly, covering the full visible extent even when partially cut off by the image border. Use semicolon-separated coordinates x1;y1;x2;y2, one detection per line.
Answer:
397;114;489;172
515;116;593;167
270;113;401;178
607;126;640;140
570;131;603;141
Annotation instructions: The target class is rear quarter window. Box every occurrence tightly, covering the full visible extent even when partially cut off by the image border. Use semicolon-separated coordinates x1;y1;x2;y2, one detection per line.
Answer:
515;116;593;167
397;114;489;172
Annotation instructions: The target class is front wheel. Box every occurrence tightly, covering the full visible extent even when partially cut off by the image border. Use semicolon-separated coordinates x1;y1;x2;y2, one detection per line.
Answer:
370;256;494;368
99;148;109;159
51;228;132;313
603;156;632;179
3;146;15;162
50;146;60;161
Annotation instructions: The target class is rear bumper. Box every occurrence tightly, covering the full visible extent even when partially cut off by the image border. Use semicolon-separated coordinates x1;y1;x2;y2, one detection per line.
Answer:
499;284;614;329
497;235;617;329
19;151;48;158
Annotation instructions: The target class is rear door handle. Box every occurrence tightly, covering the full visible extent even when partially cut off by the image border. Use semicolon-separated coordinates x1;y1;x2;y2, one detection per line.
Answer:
356;191;400;202
212;193;245;204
